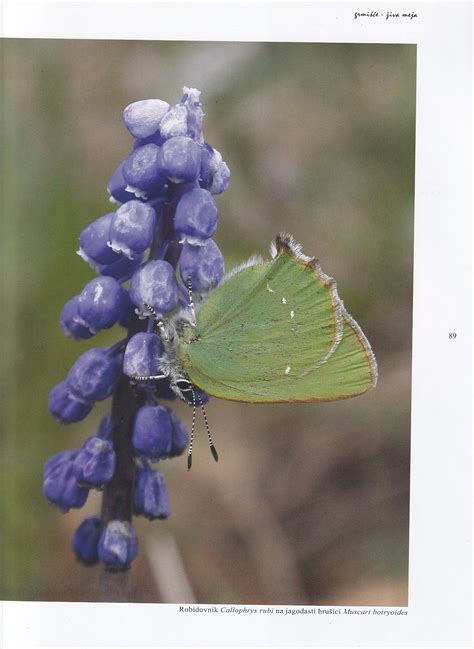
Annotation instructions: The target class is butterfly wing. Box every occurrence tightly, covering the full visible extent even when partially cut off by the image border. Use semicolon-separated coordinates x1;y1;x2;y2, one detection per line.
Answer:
178;233;377;403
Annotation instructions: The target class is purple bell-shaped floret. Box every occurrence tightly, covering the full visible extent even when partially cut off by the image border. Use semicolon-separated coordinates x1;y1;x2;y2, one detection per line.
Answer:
67;347;122;402
73;436;116;487
159;104;188;140
209;159;230;195
123;144;166;198
123;98;169;139
132;405;173;460
72;517;101;566
44;449;77;474
158;136;201;183
98;520;138;568
108;201;157;259
60;297;95;340
77;212;121;267
107;161;133;205
48;379;93;424
129;260;178;317
179;239;224;292
123;332;163;379
199;144;230;195
134;463;170;520
199;142;217;188
174;188;218;243
167;408;190;457
77;276;129;333
181;86;204;143
43;450;89;513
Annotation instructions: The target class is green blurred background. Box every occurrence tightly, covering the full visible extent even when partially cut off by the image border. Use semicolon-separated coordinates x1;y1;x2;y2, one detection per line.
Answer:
1;40;415;605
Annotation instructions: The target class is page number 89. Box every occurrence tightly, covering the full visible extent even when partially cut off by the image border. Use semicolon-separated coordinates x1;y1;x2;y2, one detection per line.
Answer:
449;332;457;339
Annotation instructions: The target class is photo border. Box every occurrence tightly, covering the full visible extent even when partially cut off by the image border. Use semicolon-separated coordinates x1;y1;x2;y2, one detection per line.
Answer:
1;2;472;647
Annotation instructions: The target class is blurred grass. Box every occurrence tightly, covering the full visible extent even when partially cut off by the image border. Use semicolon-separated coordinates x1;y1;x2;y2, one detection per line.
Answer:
1;40;415;604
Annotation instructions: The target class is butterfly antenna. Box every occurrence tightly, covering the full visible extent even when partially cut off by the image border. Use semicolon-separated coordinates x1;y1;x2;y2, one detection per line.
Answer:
196;391;219;463
187;387;197;471
186;276;197;325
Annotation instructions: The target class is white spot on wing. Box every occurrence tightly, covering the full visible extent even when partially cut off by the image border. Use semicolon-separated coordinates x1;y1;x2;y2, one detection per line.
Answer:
290;310;295;319
281;297;287;304
266;281;274;293
284;365;291;375
270;232;377;392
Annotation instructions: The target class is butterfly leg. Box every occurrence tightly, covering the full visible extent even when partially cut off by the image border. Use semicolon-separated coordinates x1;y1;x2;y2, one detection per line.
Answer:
130;373;168;383
185;276;197;326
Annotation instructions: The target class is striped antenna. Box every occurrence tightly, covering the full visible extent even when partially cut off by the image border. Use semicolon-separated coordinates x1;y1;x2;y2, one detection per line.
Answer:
187;387;197;471
196;392;219;463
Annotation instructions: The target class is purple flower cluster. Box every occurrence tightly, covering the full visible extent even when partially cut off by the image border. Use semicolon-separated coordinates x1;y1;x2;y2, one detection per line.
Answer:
46;87;230;571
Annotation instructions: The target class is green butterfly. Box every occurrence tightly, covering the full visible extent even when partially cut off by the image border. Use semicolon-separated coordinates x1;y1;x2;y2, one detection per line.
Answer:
152;232;377;403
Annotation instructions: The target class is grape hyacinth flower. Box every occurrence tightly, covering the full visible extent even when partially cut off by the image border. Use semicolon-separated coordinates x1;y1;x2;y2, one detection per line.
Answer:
179;239;224;292
123;145;165;198
73;436;116;488
78;212;122;267
122;99;170;139
43;450;89;513
46;86;230;598
174;187;218;243
129;259;178;317
76;277;129;334
98;520;138;569
108;201;157;259
48;380;94;423
132;405;173;460
123;332;164;379
72;516;102;566
134;462;170;520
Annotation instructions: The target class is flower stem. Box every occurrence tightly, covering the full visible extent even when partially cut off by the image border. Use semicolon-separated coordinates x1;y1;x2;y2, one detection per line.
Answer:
99;190;179;601
100;314;146;601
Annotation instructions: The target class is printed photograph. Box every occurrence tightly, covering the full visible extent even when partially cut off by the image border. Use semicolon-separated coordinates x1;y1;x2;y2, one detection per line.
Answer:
1;39;416;605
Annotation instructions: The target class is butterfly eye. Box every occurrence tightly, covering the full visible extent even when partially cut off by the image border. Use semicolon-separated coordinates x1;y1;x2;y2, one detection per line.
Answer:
175;378;193;392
